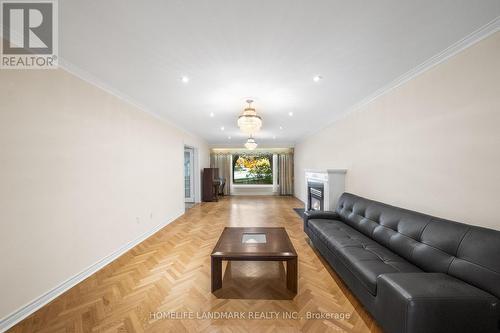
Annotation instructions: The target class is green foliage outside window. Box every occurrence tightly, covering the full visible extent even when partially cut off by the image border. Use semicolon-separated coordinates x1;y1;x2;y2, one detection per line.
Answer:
233;154;273;184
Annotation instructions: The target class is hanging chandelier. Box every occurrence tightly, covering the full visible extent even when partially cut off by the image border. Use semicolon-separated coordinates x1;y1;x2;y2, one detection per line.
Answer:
244;136;258;150
237;99;262;134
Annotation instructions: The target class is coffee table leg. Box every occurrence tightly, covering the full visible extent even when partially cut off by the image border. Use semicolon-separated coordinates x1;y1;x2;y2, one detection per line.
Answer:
211;257;222;292
286;258;298;293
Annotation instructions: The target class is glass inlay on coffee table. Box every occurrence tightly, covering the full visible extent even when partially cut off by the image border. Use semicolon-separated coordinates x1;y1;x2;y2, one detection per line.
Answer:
242;233;267;244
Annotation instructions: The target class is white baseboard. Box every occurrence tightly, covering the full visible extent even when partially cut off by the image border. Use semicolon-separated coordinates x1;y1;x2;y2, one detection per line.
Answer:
294;195;306;205
0;210;184;333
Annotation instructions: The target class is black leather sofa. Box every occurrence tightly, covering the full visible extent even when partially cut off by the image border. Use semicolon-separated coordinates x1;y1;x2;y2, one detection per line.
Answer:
304;193;500;333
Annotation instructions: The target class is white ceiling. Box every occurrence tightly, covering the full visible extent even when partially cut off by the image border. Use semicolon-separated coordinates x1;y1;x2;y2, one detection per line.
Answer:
60;1;500;147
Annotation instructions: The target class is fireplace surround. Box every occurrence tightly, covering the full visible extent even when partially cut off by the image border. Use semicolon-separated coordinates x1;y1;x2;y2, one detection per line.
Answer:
304;169;346;211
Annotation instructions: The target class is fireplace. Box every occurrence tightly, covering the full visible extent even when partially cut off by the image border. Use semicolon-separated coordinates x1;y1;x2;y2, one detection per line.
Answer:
304;169;347;211
308;182;324;211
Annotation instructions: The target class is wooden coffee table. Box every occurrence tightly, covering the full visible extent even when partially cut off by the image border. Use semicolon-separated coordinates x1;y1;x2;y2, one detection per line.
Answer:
211;227;298;293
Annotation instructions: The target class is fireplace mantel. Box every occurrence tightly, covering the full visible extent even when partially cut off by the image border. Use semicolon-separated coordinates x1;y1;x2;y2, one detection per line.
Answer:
305;169;347;211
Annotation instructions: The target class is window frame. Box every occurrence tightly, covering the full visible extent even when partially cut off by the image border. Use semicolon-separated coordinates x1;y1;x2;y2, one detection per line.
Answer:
232;153;274;186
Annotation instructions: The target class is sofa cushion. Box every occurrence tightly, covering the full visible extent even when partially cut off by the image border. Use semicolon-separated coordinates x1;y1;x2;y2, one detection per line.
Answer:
338;247;422;295
308;218;421;295
307;218;377;251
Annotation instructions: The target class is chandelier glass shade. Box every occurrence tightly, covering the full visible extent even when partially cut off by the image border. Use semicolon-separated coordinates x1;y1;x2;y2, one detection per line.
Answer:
237;99;262;134
244;137;258;150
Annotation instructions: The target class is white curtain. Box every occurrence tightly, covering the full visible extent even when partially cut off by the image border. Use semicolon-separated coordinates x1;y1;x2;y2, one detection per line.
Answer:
210;153;231;195
278;153;294;195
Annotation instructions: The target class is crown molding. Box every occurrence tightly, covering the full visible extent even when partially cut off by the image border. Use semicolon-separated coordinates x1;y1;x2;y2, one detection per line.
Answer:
298;17;500;143
58;58;204;142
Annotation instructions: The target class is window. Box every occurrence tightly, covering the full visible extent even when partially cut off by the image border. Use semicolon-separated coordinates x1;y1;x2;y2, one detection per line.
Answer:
232;154;273;185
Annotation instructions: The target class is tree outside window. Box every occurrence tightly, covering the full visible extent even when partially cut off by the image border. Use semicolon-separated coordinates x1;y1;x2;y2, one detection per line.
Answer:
232;154;273;184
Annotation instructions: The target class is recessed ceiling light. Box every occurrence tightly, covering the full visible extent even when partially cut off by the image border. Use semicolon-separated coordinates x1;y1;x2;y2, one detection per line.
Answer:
220;126;225;131
181;76;190;83
209;112;214;117
313;75;323;82
228;136;231;140
288;112;293;116
279;126;283;130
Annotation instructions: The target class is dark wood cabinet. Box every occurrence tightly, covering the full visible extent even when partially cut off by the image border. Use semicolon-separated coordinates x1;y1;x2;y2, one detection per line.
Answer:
202;168;220;202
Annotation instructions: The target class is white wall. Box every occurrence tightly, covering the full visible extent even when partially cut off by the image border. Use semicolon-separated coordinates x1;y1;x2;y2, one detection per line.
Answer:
0;67;209;321
295;32;500;230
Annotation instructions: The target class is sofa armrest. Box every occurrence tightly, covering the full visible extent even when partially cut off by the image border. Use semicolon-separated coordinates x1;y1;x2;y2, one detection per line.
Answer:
303;211;341;234
303;210;340;223
376;273;499;333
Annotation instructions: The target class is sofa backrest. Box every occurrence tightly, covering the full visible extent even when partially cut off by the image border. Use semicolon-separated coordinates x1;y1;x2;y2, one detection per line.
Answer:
336;193;500;299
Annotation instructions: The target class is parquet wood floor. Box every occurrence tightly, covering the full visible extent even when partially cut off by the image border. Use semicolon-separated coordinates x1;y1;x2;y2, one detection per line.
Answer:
9;196;382;333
